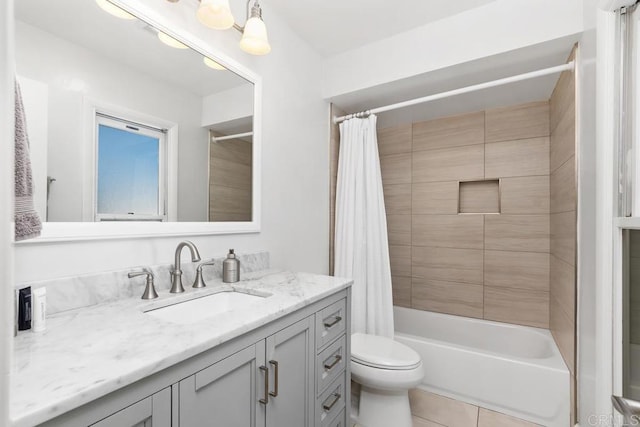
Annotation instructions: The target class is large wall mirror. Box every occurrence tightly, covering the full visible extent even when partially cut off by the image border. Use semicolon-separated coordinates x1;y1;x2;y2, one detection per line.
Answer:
14;0;261;241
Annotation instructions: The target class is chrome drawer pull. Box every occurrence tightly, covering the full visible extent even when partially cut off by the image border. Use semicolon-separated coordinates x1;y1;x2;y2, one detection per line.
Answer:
324;354;342;370
269;360;279;397
323;392;341;411
259;365;269;405
323;316;342;328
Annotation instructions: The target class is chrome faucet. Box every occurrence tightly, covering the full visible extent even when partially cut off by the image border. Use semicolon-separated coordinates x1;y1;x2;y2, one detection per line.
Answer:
170;241;201;293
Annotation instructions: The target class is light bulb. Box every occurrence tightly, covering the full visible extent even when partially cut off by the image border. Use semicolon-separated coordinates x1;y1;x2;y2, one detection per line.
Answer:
197;0;235;30
157;32;188;49
95;0;136;20
203;57;226;70
240;16;271;55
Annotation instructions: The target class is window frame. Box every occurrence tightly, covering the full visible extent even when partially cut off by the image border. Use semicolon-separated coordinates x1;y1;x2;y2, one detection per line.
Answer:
94;113;168;222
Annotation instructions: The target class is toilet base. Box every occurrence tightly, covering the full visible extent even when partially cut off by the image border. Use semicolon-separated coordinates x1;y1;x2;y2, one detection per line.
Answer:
356;385;412;427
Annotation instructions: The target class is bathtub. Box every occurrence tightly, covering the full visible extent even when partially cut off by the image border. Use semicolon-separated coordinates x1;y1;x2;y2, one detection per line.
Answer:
394;306;570;427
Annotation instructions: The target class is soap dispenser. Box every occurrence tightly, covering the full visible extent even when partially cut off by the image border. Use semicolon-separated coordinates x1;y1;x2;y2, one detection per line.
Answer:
223;249;240;283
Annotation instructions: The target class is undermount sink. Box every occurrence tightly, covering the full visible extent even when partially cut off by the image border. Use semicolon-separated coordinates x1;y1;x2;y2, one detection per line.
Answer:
144;291;269;325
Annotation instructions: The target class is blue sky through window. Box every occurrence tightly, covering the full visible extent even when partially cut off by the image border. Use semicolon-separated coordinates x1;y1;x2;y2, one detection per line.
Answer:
97;125;160;215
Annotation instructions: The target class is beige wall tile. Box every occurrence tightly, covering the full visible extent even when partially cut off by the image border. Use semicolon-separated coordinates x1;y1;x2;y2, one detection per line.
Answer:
459;180;500;214
500;176;550;214
412;278;484;318
484;250;549;292
550;296;576;374
412;246;483;285
381;152;412;184
412;416;445;427
550;103;576;173
550;254;575;317
412;181;458;215
413;111;484;152
551;211;576;266
413;215;484;249
387;214;411;246
550;156;576;214
409;389;478;427
485;137;550;179
390;245;411;277
384;184;411;215
209;139;252;165
378;123;412;156
485;215;550;253
484;286;550;328
478;408;540;427
485;101;550;143
392;276;411;308
550;52;576;134
413;144;484;183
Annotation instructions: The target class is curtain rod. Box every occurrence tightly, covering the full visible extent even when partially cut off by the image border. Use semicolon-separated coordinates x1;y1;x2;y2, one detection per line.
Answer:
211;131;254;142
333;62;576;124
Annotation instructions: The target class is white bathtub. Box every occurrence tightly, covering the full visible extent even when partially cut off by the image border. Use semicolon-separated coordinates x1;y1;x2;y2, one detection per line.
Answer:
394;306;570;427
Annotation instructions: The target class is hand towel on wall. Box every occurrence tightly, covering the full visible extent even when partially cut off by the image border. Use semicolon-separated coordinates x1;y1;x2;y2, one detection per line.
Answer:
14;80;42;241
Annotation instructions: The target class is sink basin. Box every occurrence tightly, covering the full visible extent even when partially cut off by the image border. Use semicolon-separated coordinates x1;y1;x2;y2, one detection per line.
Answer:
144;291;268;325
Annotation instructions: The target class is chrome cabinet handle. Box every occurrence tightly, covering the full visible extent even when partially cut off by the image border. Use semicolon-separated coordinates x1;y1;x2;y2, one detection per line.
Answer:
259;365;269;405
324;354;342;370
269;360;279;397
322;392;341;411
323;316;342;328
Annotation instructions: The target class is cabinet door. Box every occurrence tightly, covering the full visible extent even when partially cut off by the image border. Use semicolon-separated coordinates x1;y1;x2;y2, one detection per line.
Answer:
91;387;171;427
265;317;315;427
180;342;266;427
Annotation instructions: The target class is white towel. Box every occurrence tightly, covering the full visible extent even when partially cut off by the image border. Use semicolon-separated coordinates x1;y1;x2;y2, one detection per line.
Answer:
14;80;42;241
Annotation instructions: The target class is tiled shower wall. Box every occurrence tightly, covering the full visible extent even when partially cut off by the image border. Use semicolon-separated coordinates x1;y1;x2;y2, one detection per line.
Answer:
379;101;552;328
549;49;577;415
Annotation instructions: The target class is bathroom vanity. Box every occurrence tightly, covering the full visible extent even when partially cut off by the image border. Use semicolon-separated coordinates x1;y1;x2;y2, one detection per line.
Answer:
11;270;351;427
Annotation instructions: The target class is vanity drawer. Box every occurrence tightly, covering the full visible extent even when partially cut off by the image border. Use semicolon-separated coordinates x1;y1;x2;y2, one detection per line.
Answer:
316;299;347;350
317;335;346;394
317;371;346;427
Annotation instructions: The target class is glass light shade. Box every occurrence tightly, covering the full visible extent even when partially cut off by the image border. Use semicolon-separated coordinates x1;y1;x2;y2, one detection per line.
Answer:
197;0;235;30
157;32;188;49
203;57;226;70
240;16;271;55
95;0;136;20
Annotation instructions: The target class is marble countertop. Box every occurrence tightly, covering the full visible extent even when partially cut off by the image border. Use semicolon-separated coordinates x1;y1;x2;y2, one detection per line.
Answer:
10;269;352;427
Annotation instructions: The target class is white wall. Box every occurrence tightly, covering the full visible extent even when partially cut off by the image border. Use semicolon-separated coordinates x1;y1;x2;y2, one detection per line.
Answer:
202;83;254;127
13;0;329;283
577;1;599;423
0;1;14;425
322;0;584;100
15;21;209;222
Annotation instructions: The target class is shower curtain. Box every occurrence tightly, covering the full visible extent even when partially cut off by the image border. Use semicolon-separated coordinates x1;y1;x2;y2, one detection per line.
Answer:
334;115;394;338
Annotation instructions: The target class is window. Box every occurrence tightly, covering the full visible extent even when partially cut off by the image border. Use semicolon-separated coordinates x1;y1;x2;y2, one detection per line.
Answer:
95;114;167;221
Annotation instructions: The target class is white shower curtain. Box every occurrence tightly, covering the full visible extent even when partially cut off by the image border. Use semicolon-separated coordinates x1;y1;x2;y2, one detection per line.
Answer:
334;115;394;338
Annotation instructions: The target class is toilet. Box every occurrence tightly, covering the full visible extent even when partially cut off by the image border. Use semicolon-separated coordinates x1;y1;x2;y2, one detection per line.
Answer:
350;333;424;427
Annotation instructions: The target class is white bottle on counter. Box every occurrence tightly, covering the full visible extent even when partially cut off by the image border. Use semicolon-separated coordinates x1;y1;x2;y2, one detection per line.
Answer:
32;287;46;332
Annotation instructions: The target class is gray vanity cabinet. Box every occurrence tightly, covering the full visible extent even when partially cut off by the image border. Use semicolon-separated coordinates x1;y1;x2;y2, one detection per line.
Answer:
90;387;171;427
179;342;265;427
179;316;315;427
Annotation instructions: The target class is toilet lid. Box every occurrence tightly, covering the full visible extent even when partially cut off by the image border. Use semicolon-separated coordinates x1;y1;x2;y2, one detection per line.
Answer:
351;333;421;370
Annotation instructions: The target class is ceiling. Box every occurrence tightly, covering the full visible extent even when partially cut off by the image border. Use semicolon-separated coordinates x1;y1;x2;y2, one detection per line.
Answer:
15;0;251;98
266;0;499;57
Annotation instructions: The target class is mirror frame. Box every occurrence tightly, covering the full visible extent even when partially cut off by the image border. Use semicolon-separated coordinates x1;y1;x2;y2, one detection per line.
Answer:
15;0;262;243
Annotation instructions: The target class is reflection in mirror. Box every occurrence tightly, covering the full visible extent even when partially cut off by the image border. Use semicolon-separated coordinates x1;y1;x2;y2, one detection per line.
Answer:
15;0;254;223
625;230;640;399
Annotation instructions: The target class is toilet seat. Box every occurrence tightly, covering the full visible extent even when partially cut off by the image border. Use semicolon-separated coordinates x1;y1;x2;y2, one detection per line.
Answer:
351;333;421;370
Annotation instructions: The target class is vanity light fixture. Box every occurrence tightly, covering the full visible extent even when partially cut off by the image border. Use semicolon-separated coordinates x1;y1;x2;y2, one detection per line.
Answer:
169;0;271;55
157;31;189;49
95;0;136;20
203;57;226;70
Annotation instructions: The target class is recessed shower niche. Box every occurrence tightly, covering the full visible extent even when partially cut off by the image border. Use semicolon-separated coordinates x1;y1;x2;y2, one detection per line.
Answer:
458;180;500;214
